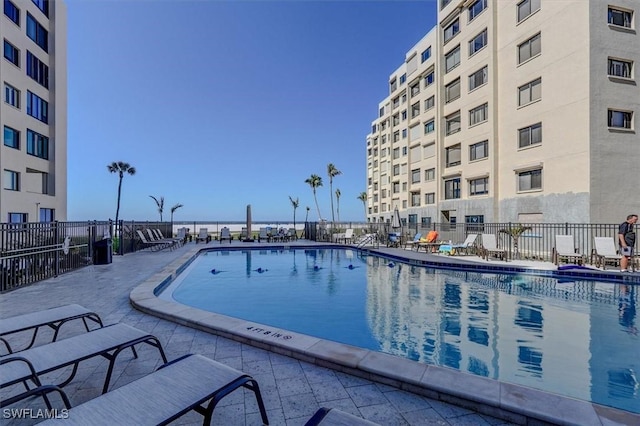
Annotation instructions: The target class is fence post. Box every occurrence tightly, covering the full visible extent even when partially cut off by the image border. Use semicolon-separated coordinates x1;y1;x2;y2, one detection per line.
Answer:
54;220;60;277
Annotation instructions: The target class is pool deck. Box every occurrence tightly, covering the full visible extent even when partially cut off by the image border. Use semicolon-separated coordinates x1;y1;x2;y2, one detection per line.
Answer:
1;240;638;425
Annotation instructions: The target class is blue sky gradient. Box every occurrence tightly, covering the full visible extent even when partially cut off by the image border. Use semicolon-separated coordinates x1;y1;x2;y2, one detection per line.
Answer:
67;0;437;222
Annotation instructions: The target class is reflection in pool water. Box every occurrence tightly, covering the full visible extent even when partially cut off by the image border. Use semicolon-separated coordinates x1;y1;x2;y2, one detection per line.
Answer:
160;248;640;413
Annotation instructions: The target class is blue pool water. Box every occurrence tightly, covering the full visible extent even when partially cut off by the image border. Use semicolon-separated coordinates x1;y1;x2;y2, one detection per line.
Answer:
161;248;640;413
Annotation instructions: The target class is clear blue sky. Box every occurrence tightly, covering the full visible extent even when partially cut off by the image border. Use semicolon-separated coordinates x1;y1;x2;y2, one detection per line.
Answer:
67;0;437;222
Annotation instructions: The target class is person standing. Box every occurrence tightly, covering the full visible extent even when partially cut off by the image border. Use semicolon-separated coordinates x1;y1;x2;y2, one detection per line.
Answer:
618;214;638;272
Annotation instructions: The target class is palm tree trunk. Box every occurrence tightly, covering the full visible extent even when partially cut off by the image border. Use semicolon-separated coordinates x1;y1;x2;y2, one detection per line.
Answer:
313;191;321;220
330;181;335;225
115;174;123;225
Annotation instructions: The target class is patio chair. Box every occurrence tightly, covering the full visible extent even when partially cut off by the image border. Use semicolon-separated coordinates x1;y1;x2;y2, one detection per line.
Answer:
155;229;183;247
416;230;440;253
553;235;585;265
21;354;269;426
0;304;103;355
287;228;297;241
219;227;232;244
451;234;478;255
136;230;172;251
480;234;507;261
0;323;167;397
338;228;354;244
403;233;422;249
591;236;622;270
305;407;380;425
258;227;269;242
147;229;178;249
195;228;211;244
386;232;400;248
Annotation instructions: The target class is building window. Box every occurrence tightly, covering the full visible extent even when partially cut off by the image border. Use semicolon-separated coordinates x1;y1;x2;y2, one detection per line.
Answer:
411;168;421;184
4;82;20;108
3;125;19;149
425;95;435;111
469;66;488;91
470;140;488;161
40;208;55;222
411;192;421;207
393;130;400;142
518;169;542;191
421;216;432;226
469;0;487;21
3;169;19;190
518;33;541;64
31;0;48;17
411;101;420;119
402;146;407;155
393;164;400;176
608;58;633;79
425;192;435;204
8;212;27;223
392;97;399;109
379;106;384;118
401;93;407;104
469;177;489;195
608;7;632;28
443;18;460;43
27;129;49;159
441;0;452;9
608;109;633;129
465;215;485;232
446;111;461;135
445;45;461;73
424;71;435;87
469;103;488;126
518;78;541;106
446;144;461;167
3;39;19;67
26;51;49;89
425;168;435;181
445;78;461;103
4;0;20;25
410;82;420;97
393;147;399;159
421;47;431;62
469;29;487;56
517;0;540;23
26;13;48;52
518;122;542;148
392;181;400;193
27;91;48;123
401;110;407;121
390;78;397;92
400;73;406;84
444;178;461;199
402;129;407;139
424;120;435;134
393;114;400;126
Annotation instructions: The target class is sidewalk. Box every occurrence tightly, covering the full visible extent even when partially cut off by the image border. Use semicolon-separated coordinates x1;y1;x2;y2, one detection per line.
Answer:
0;241;515;426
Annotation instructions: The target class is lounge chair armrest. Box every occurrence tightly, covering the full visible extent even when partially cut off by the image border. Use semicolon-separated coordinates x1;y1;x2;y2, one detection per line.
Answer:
0;384;71;409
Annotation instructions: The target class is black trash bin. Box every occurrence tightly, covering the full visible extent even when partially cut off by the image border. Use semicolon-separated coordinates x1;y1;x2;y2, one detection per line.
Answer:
93;238;113;265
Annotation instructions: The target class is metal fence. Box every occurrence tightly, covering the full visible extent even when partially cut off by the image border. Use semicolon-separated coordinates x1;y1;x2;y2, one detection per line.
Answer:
308;221;636;263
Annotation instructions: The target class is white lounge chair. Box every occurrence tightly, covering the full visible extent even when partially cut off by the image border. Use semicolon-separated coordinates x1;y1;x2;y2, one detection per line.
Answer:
35;354;269;426
136;230;172;251
553;235;585;265
481;234;507;261
338;229;354;244
451;234;478;255
591;236;622;270
258;227;269;242
219;227;232;243
403;233;422;249
0;304;103;355
195;228;210;244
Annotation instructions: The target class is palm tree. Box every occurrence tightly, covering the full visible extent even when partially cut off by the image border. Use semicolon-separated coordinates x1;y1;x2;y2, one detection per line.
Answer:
149;196;165;221
327;163;342;226
289;196;299;230
357;192;368;221
107;161;136;230
170;203;184;223
304;174;323;220
499;224;533;259
335;189;341;223
305;206;310;223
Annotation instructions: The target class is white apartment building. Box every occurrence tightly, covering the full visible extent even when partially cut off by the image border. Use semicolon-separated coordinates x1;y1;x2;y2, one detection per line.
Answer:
366;0;639;227
1;0;67;223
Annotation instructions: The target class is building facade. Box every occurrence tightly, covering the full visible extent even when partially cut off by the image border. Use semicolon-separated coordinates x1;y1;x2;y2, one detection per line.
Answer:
366;0;639;227
1;0;67;223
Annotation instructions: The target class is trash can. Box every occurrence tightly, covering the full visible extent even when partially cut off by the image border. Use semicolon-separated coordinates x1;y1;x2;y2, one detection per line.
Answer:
93;238;113;265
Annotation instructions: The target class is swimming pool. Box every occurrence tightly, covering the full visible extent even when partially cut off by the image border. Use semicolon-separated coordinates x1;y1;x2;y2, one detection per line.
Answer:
159;248;640;414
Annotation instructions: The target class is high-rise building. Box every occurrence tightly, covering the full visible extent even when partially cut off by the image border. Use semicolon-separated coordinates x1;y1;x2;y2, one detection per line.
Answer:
366;0;639;227
1;0;67;223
